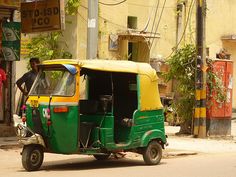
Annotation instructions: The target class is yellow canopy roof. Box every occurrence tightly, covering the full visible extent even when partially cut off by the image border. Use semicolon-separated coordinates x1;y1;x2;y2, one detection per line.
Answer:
43;59;163;110
43;59;158;81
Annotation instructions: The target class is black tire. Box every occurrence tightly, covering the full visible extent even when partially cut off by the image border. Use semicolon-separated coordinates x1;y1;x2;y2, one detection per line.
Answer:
93;153;111;160
143;141;162;165
22;145;44;171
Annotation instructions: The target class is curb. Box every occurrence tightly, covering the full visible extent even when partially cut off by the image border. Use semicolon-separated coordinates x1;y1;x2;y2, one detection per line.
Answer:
165;151;198;157
0;144;21;150
0;137;19;149
162;150;198;159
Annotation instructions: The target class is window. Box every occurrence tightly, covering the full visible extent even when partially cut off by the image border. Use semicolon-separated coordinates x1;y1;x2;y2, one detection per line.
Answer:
127;16;137;29
30;68;76;96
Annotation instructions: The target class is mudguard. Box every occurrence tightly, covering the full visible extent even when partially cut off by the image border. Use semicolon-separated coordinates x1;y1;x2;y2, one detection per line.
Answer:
140;129;166;147
19;134;46;148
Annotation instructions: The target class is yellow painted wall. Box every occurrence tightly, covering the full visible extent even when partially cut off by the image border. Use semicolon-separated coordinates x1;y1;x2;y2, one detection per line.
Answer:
206;0;236;58
68;0;178;60
63;1;88;59
63;0;236;109
61;15;79;58
206;0;236;109
98;1;128;59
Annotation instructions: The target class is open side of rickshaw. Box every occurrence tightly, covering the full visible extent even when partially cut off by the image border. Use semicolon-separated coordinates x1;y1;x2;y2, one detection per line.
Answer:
13;59;167;171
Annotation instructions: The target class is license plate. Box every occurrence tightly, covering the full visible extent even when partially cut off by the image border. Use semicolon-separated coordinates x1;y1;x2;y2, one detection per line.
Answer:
30;99;39;107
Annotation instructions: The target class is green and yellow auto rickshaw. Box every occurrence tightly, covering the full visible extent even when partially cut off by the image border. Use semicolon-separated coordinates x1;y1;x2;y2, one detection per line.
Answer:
13;59;167;171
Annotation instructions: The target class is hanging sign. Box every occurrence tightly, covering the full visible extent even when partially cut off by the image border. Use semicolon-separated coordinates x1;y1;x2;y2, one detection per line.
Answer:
2;22;21;61
109;34;118;51
21;0;65;33
20;36;31;56
0;0;20;8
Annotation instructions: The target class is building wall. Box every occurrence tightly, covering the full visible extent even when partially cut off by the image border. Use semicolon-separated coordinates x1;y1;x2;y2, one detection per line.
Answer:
98;0;128;59
66;0;178;60
63;0;128;60
100;0;177;59
141;0;177;58
206;0;236;58
62;15;79;59
63;0;236;109
76;3;88;59
206;0;236;109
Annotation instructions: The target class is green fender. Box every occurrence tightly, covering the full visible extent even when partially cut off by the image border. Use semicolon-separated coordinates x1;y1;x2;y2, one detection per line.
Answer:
140;129;166;147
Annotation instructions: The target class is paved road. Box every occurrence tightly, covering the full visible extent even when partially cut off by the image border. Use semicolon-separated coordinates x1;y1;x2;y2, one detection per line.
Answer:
1;120;236;177
0;147;236;177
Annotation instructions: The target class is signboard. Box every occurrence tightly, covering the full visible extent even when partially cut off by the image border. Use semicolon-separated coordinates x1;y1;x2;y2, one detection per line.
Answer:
2;22;21;61
21;36;31;56
0;0;20;8
21;0;65;33
109;34;118;51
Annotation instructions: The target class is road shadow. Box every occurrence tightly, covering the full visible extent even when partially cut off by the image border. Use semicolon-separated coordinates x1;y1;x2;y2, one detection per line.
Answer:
27;157;166;171
43;158;143;171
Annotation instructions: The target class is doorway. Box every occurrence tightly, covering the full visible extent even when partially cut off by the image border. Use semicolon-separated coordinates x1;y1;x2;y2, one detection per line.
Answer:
127;41;149;62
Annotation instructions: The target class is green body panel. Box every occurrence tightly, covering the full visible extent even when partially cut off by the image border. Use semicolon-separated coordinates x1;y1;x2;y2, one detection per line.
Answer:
79;109;166;151
80;114;114;148
25;105;165;155
26;104;79;154
132;109;166;146
25;105;165;154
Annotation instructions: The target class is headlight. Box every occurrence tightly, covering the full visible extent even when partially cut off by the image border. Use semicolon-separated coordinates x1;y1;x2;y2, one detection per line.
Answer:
17;124;28;138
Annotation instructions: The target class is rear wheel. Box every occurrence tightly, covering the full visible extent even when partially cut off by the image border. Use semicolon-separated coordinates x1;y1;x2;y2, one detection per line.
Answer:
93;153;111;160
22;145;44;171
143;141;162;165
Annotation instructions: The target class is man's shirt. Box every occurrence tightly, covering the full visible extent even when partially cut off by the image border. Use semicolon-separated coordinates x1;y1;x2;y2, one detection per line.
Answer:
16;70;37;92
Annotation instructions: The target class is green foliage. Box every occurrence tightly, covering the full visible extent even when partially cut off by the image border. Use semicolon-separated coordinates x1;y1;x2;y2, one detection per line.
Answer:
65;0;81;15
165;44;196;99
206;59;227;106
164;44;227;133
26;32;72;61
164;44;196;132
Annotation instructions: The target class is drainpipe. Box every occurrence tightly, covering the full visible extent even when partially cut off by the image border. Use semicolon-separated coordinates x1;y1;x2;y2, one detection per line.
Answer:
87;0;99;59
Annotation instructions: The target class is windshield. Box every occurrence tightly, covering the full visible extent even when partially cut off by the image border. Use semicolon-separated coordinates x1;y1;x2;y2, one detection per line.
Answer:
30;68;76;96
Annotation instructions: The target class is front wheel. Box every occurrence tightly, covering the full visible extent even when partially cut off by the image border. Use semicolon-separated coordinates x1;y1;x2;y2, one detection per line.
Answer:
22;145;44;171
142;141;162;165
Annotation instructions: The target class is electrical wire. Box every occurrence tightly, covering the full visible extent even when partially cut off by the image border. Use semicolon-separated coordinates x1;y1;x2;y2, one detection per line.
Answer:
141;3;156;33
138;0;160;60
99;0;127;6
80;4;88;9
150;0;167;49
99;16;128;29
128;2;175;9
77;9;87;23
81;0;194;61
138;0;162;62
165;0;195;60
148;0;160;43
80;4;128;29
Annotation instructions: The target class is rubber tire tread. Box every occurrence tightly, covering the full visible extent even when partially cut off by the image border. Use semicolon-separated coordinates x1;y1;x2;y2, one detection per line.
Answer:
143;141;162;165
22;145;44;171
